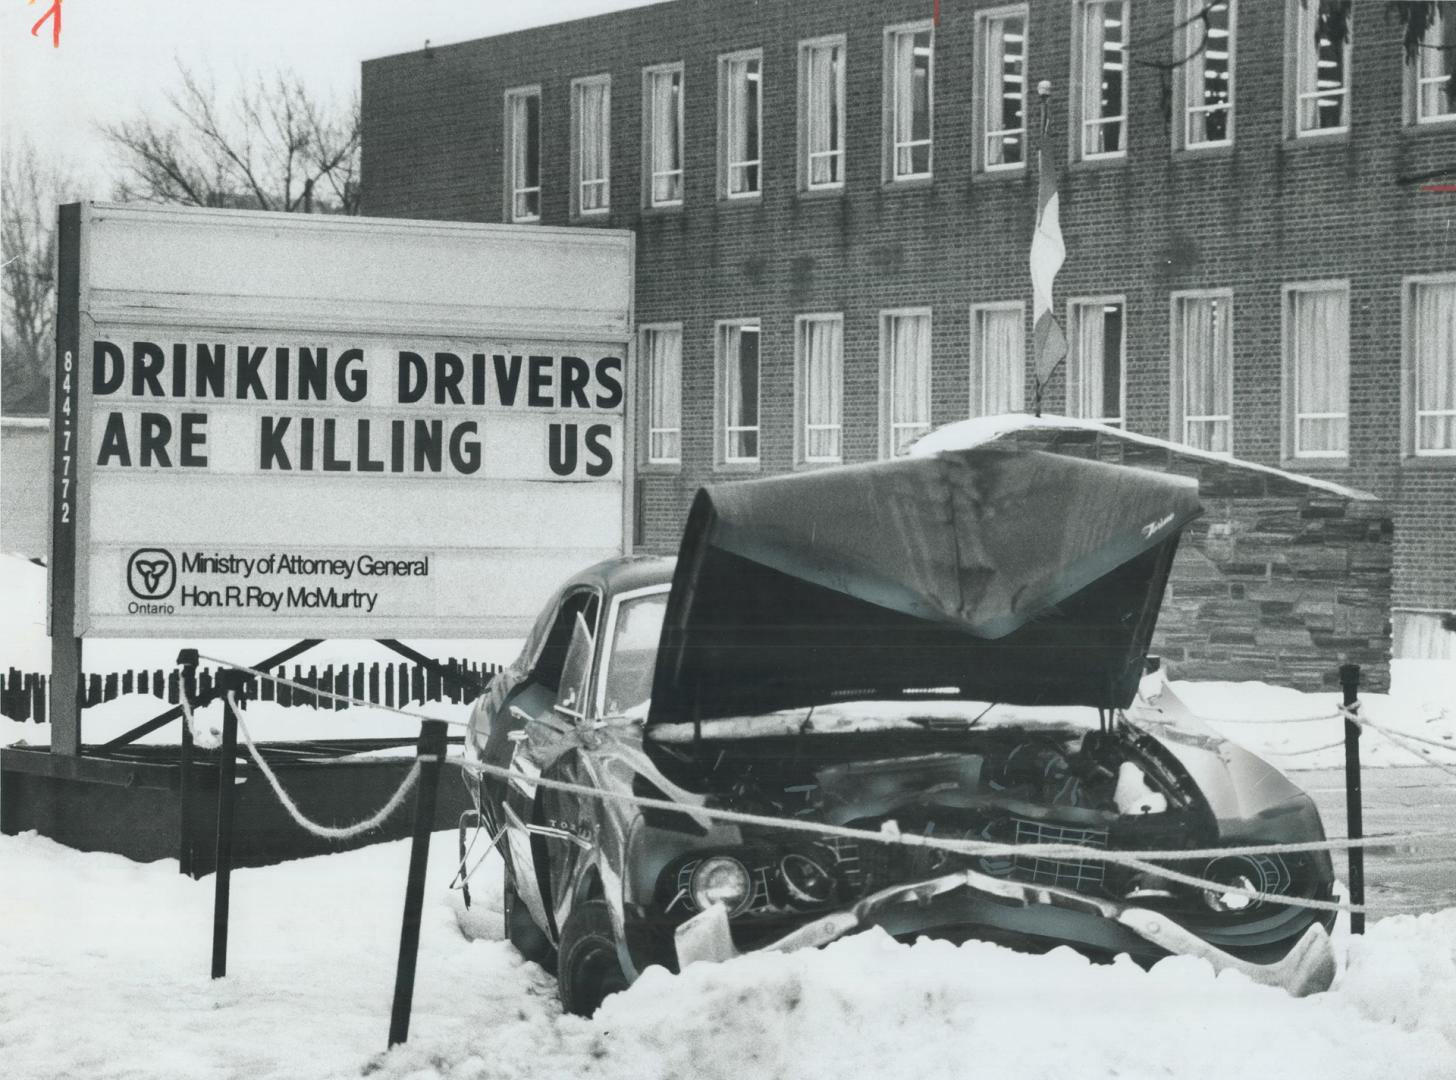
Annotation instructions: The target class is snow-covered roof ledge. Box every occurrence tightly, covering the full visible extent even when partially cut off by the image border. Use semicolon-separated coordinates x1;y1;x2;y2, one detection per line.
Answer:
911;414;1378;502
0;416;49;431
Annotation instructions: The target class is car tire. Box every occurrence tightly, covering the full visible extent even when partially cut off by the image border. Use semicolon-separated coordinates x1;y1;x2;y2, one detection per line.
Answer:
504;858;557;974
556;898;630;1017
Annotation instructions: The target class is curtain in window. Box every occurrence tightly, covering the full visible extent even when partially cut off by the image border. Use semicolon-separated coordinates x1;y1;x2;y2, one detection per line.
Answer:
1180;297;1232;453
807;44;841;185
647;329;681;462
726;58;759;193
1068;304;1104;419
1297;1;1348;131
803;319;842;460
979;308;1025;415
893;31;930;176
724;326;759;460
1292;288;1348;455
651;70;682;203
1415;282;1456;452
1081;2;1124;155
1186;0;1232;143
890;314;931;454
985;18;1023;166
511;94;540;219
579;81;609;211
1418;8;1456;120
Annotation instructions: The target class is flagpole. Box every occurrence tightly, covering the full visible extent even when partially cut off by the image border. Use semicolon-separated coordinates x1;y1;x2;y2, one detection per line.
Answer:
1034;80;1052;418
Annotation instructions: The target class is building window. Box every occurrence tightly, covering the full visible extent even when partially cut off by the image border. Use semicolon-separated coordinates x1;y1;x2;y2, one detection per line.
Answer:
1181;0;1235;147
644;63;684;207
971;303;1026;415
1410;4;1456;124
885;23;934;181
504;86;541;222
719;51;763;198
571;76;611;216
1284;282;1349;460
881;310;932;456
1172;291;1234;454
1289;0;1351;136
1074;1;1128;160
1407;276;1456;456
978;7;1028;171
1067;299;1125;427
796;315;844;463
717;322;760;464
641;325;682;465
799;36;846;190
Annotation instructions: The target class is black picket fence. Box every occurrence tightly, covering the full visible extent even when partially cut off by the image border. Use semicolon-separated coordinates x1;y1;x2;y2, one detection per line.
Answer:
0;658;501;725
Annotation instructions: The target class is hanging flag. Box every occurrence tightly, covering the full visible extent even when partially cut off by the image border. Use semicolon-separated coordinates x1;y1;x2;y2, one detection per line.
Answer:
1030;147;1068;386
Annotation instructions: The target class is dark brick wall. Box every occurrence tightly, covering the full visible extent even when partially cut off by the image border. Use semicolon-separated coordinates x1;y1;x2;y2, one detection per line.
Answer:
981;426;1393;692
361;0;1456;613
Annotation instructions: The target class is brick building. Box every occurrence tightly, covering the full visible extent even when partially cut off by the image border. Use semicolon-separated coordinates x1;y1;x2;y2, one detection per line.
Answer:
360;0;1456;660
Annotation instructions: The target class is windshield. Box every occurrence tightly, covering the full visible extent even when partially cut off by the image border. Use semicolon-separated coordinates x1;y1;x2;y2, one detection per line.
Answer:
600;591;668;717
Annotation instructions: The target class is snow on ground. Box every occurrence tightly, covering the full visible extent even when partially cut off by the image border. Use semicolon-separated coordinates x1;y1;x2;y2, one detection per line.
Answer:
2;830;1454;1080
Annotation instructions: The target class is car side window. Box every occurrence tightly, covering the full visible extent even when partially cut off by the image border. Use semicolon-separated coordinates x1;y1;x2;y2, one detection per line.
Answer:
532;589;601;693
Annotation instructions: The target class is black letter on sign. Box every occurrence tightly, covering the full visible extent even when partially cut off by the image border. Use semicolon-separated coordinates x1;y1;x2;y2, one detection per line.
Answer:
435;352;465;405
528;355;554;407
336;348;367;403
493;354;523;407
96;412;131;466
93;341;125;395
548;423;578;477
594;357;623;409
560;356;591;408
259;415;291;470
397;351;427;404
139;413;173;467
449;421;481;474
236;346;268;399
179;412;208;467
584;424;614;477
132;341;165;397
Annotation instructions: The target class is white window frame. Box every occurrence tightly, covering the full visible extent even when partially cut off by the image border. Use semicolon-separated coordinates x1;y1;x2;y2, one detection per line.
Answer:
1169;288;1235;456
976;5;1029;173
883;21;935;182
1066;296;1127;428
1282;280;1350;463
1402;272;1456;459
639;323;683;467
1286;0;1352;139
718;49;764;200
1176;0;1237;150
1071;0;1130;162
716;319;762;467
879;307;933;458
571;74;611;218
798;34;847;192
1406;4;1456;126
794;313;845;465
643;62;685;209
970;301;1027;416
504;84;542;223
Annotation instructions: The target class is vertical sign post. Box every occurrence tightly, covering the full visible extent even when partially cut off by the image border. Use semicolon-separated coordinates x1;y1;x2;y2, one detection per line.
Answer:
49;204;84;755
1340;663;1364;935
211;688;241;977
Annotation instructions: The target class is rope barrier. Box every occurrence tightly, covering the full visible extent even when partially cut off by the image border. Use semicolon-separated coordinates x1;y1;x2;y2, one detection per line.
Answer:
184;658;1456;916
226;692;426;841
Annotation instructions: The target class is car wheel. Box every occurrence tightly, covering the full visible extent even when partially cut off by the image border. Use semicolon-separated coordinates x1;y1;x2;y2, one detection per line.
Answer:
504;858;557;974
557;898;630;1017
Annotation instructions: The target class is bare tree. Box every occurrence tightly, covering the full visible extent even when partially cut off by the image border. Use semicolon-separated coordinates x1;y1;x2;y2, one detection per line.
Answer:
2;140;78;416
102;63;360;214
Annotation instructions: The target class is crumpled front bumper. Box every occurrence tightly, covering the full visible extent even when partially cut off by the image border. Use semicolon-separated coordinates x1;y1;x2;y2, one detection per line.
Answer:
674;866;1337;998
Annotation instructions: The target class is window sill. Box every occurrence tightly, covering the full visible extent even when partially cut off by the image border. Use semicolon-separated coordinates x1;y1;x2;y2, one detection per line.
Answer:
640;202;685;216
793;457;843;472
1287;127;1350;147
1282;456;1350;473
974;165;1028;183
882;175;934;193
1070;153;1128;173
713;461;762;475
638;461;682;476
1401;453;1456;470
718;193;764;208
1403;116;1456;137
797;184;846;201
570;211;613;225
1174;139;1235;159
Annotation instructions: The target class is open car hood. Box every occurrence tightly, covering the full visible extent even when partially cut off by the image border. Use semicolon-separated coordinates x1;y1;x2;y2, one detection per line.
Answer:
647;446;1203;727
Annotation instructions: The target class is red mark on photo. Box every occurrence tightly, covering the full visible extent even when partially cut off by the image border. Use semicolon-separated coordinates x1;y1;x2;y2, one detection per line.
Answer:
29;0;62;48
1422;184;1456;194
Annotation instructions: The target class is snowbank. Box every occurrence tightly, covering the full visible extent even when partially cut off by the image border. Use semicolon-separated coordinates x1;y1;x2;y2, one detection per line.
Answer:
2;831;1453;1080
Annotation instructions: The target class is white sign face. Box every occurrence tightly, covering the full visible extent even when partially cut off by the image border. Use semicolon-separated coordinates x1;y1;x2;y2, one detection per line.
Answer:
54;204;635;637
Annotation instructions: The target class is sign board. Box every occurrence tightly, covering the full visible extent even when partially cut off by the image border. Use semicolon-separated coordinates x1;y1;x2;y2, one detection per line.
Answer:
50;203;635;638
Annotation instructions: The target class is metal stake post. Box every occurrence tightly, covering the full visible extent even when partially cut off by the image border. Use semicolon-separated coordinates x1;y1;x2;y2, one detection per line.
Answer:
388;719;449;1047
211;685;241;977
1340;663;1365;935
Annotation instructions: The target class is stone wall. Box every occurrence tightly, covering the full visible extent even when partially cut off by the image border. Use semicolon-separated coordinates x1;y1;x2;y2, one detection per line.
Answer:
984;426;1394;693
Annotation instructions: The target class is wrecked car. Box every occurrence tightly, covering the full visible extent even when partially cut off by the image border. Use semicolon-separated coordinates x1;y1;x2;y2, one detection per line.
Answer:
463;445;1338;1016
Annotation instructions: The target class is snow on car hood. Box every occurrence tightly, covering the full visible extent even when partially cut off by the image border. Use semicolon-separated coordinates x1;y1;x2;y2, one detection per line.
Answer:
648;445;1203;726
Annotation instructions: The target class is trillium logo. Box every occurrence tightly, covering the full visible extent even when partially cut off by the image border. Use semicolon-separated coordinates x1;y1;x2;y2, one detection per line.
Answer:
127;548;177;600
